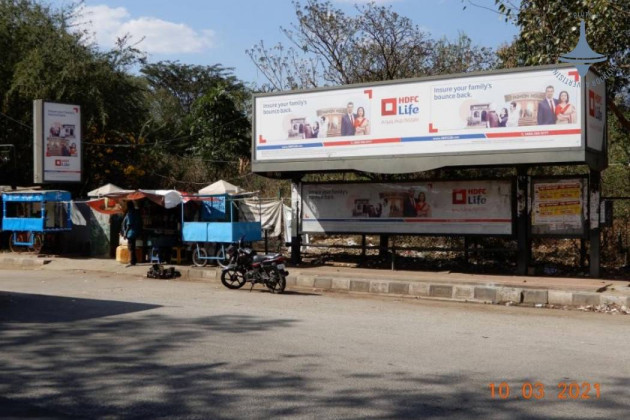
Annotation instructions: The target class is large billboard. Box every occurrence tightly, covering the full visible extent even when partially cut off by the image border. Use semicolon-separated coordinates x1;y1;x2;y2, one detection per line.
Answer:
301;180;513;235
34;101;82;183
253;66;607;175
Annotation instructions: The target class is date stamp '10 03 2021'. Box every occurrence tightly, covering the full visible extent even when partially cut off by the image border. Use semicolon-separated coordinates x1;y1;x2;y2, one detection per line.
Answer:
489;382;601;400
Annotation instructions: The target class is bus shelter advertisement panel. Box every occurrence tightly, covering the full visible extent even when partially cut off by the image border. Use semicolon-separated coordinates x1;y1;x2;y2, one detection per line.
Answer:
301;181;513;235
255;68;581;162
531;178;586;236
43;102;81;182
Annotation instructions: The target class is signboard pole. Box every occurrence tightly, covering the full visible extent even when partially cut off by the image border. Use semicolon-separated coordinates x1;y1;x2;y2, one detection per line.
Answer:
516;167;530;275
290;178;302;264
589;169;601;278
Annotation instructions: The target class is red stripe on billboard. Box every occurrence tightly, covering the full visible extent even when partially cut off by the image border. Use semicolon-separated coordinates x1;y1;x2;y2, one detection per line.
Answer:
404;218;512;223
485;129;581;138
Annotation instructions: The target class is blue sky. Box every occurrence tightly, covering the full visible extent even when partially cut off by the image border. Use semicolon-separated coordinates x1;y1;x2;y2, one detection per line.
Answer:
50;0;519;85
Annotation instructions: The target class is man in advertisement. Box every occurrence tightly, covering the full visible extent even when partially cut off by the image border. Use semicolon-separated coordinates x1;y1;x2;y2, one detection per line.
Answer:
537;85;558;125
341;102;356;136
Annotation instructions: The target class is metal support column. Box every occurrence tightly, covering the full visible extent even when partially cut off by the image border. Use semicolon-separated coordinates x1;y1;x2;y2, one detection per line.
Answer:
290;177;302;264
516;167;530;275
589;170;601;278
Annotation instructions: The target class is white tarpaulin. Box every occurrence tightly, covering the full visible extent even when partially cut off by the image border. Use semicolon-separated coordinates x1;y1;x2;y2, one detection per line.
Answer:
239;199;284;237
138;189;183;209
198;180;243;195
87;183;132;197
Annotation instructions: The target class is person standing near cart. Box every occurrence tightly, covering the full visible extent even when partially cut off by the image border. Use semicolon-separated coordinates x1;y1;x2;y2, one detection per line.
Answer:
122;201;142;266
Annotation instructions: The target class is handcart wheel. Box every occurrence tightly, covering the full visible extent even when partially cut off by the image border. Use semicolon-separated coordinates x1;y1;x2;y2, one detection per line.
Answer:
216;244;230;269
30;233;43;254
192;246;208;267
9;232;23;253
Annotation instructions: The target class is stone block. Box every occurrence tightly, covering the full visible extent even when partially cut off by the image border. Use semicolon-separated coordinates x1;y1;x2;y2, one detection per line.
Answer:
453;285;474;300
572;293;600;307
599;295;630;306
388;282;410;295
474;287;498;303
522;289;548;304
548;290;573;306
349;280;370;293
429;285;453;298
296;276;315;288
331;278;350;290
313;277;333;289
600;295;630;307
409;282;430;296
369;281;389;294
497;287;522;303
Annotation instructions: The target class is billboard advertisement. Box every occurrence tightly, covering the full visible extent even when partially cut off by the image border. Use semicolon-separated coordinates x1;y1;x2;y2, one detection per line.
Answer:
254;67;582;166
301;180;513;235
585;71;606;152
531;178;586;236
40;102;81;182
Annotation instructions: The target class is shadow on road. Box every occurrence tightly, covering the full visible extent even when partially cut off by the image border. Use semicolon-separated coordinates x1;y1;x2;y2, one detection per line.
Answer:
0;292;161;323
0;293;628;418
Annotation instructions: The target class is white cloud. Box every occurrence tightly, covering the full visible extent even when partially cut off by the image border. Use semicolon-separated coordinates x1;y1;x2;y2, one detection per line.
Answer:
73;5;214;54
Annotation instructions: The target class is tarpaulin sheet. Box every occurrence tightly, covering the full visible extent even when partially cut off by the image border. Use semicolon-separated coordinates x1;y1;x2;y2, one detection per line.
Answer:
239;199;284;237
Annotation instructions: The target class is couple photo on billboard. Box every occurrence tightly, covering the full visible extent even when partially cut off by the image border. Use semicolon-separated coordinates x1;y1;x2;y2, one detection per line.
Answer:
287;99;371;140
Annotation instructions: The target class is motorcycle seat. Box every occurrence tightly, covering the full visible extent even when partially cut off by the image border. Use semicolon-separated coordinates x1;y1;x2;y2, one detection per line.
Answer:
253;253;282;263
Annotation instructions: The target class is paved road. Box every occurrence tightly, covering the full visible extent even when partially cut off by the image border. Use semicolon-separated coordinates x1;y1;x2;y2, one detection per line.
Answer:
1;269;628;419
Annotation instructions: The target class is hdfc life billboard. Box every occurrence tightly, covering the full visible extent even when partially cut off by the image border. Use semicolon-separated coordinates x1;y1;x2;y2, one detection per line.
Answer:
34;100;82;183
301;180;513;235
253;65;605;175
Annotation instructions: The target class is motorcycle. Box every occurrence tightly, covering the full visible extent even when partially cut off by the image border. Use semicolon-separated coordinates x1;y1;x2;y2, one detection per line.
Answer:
220;237;289;294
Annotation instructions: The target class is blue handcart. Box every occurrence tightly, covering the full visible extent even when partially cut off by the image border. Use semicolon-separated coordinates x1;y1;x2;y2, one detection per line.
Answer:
1;190;72;253
181;193;261;267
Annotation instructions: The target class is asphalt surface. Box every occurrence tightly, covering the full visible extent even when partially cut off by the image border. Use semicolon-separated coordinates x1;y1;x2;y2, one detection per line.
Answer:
1;269;628;419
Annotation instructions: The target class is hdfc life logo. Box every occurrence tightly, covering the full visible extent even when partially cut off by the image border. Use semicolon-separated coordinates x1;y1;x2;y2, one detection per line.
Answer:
452;188;487;205
381;95;420;116
55;159;70;167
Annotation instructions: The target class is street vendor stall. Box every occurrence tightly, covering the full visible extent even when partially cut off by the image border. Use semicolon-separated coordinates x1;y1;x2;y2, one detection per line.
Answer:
2;190;72;252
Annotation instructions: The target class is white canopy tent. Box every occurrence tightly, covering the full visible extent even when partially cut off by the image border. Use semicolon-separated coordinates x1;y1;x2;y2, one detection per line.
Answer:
87;183;133;198
198;180;243;195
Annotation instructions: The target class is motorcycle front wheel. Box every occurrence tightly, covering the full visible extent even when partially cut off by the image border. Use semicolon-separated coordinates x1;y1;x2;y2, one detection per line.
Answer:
266;269;286;294
221;268;246;289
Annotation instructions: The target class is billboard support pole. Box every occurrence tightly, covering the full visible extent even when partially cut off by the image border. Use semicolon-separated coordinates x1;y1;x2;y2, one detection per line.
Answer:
379;235;388;258
589;169;601;278
290;177;303;264
516;166;530;275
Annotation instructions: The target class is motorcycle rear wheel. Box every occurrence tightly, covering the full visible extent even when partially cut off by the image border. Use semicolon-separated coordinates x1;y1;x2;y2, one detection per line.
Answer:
267;269;286;294
221;269;246;289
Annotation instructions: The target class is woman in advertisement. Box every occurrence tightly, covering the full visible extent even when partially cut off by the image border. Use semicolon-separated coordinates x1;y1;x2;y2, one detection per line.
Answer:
354;106;370;135
555;91;577;124
415;192;431;217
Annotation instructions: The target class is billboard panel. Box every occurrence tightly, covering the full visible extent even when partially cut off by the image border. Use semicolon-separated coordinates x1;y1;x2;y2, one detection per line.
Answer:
41;102;82;182
301;180;513;235
531;178;586;236
585;71;606;152
255;67;582;169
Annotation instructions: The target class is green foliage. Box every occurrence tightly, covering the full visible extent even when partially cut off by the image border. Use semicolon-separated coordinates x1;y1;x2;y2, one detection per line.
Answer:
0;0;149;192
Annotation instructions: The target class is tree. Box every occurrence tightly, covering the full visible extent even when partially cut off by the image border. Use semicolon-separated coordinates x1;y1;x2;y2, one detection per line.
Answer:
0;0;149;191
247;0;495;90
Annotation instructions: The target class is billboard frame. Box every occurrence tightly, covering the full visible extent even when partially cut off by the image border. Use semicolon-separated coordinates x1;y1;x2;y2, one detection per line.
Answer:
252;64;606;178
33;99;83;184
529;175;589;239
298;177;517;238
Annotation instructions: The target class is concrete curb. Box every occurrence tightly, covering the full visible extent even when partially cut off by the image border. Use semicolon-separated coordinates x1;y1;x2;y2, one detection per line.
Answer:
0;256;49;267
2;256;629;310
